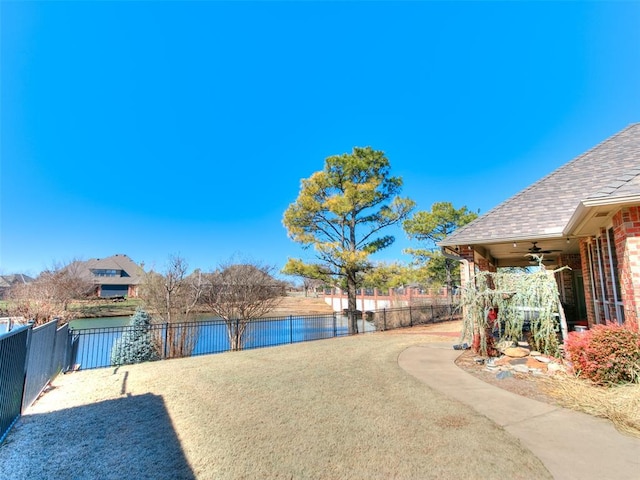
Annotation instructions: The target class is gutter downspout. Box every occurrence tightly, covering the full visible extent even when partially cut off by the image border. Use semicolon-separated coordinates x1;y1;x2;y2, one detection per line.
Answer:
441;247;471;288
441;246;470;322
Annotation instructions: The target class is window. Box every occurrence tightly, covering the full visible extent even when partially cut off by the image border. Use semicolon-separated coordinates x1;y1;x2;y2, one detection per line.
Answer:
586;228;625;325
606;228;624;324
587;238;606;323
91;269;121;277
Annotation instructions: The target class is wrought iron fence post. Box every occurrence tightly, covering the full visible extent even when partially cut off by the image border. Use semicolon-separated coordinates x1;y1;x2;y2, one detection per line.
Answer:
289;315;293;344
383;309;386;331
333;312;337;337
163;323;169;359
409;306;413;327
431;304;434;323
65;329;73;372
21;323;34;412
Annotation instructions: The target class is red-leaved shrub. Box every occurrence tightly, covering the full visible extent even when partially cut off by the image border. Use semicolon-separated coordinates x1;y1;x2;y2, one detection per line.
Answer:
564;323;640;386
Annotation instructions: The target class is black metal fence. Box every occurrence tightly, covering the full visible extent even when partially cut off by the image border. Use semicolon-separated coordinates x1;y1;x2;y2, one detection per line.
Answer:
369;304;457;331
0;325;30;443
69;305;457;371
22;322;70;411
0;321;70;443
70;313;350;370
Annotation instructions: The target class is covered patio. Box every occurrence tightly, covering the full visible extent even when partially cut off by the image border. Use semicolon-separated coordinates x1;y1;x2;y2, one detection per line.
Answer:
440;123;640;330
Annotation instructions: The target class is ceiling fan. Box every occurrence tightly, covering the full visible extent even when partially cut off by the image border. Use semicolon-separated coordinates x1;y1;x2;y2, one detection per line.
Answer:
527;242;560;255
510;242;562;255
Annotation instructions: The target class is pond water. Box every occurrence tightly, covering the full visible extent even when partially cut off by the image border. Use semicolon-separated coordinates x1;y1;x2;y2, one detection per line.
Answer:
69;314;376;370
70;313;241;330
70;316;133;330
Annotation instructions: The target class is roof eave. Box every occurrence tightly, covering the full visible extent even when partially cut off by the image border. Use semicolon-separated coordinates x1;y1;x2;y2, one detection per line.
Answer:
564;195;640;237
582;194;640;208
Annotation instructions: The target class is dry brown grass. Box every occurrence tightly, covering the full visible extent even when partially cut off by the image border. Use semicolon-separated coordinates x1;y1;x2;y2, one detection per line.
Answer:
543;376;640;438
0;324;551;480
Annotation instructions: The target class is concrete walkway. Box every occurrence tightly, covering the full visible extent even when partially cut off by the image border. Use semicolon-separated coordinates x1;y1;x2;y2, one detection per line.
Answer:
398;342;640;480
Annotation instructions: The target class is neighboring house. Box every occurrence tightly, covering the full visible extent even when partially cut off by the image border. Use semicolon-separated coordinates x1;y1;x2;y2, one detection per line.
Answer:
75;254;145;298
439;123;640;331
0;274;34;299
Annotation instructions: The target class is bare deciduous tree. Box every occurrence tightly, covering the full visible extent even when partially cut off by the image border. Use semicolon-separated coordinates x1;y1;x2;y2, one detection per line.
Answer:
139;255;205;357
7;259;93;325
301;277;325;297
202;262;283;351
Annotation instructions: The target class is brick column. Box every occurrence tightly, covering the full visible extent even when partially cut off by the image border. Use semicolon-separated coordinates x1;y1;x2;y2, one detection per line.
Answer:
614;206;640;330
458;246;475;287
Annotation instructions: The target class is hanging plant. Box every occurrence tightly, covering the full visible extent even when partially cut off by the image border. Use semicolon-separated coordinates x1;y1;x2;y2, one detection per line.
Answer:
457;260;568;357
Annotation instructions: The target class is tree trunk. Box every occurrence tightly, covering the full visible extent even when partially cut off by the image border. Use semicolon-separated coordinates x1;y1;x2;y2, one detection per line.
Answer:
227;319;247;351
346;270;358;334
165;291;172;324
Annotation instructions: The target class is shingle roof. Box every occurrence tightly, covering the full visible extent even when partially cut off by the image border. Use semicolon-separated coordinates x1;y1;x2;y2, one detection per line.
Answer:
75;254;144;285
440;123;640;246
0;274;34;287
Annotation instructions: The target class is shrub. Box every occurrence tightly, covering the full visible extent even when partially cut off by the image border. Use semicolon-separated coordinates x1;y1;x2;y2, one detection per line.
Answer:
111;307;159;365
564;323;640;386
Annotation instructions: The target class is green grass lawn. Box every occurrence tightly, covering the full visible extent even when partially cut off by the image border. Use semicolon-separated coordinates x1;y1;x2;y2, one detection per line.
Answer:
68;298;143;318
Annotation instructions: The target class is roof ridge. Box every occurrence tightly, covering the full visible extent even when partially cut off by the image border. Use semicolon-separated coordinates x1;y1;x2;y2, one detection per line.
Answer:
485;122;638;207
506;122;640;198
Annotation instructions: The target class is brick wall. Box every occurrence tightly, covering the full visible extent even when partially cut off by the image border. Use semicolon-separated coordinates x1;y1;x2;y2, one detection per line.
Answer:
613;206;640;329
476;257;497;273
581;206;640;330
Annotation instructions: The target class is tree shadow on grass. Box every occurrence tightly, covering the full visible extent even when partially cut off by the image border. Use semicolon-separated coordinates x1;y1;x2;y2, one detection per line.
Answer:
6;393;195;480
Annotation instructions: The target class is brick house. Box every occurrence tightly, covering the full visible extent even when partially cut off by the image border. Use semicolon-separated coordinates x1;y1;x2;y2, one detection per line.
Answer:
439;123;640;331
73;254;145;298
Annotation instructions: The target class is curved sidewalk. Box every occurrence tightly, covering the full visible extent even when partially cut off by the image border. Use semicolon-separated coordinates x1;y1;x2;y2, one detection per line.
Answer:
398;342;640;480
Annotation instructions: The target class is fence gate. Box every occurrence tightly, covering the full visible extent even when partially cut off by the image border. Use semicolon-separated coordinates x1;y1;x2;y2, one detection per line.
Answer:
0;326;29;443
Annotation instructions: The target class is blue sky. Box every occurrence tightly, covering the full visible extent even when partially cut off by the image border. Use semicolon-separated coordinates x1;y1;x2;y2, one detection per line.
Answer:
1;1;639;277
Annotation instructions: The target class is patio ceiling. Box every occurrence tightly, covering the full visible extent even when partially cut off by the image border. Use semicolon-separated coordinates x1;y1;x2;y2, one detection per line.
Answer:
454;237;580;268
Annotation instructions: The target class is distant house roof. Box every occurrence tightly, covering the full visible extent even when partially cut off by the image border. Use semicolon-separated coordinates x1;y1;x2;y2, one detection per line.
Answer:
76;254;145;286
440;123;640;247
0;274;34;288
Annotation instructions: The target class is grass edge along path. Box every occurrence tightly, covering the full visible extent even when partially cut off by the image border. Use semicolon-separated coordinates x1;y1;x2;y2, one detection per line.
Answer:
1;327;552;480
